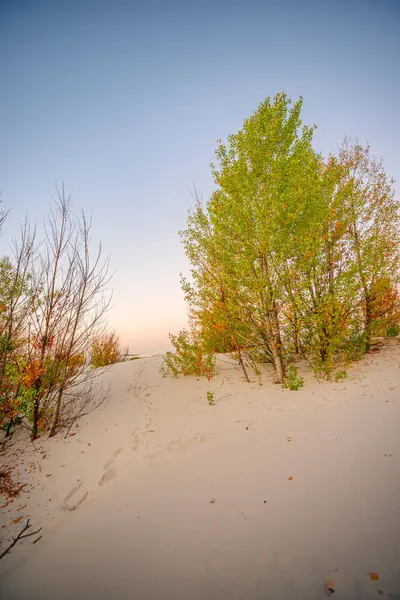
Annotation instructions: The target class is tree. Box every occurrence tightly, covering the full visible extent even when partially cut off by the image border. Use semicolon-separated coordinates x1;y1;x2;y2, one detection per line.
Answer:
0;188;113;439
25;187;112;439
278;153;361;373
180;195;252;381
0;221;35;435
179;93;319;383
336;139;400;350
166;93;400;383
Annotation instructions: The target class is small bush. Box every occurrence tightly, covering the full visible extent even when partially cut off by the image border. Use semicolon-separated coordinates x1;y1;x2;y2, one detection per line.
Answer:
283;364;304;391
343;331;368;362
91;332;121;368
334;370;347;381
387;324;400;338
161;330;215;379
207;391;215;406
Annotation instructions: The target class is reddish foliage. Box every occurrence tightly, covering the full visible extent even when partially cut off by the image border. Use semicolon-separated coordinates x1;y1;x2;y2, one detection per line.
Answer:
0;468;25;504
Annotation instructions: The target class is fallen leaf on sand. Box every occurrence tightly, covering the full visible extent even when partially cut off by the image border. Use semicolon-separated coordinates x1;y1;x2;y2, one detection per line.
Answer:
68;432;77;437
288;476;294;481
12;516;22;525
287;437;292;442
369;572;380;581
324;580;335;595
210;498;216;504
88;442;91;446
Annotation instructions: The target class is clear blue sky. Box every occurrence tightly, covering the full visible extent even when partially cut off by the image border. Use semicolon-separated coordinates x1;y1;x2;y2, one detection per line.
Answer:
1;0;399;353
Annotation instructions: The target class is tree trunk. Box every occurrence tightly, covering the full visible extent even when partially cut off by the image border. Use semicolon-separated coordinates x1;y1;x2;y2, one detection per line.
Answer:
237;348;250;382
271;304;285;382
352;222;372;352
270;338;285;383
259;254;285;382
319;325;329;365
31;397;40;441
5;416;14;438
230;329;250;383
49;387;64;437
264;314;285;384
364;293;372;352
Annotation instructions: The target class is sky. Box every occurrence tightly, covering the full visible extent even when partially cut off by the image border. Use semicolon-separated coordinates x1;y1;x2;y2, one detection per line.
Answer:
0;0;399;354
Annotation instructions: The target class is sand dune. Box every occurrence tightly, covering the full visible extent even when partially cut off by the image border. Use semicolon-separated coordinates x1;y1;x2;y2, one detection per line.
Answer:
1;343;400;599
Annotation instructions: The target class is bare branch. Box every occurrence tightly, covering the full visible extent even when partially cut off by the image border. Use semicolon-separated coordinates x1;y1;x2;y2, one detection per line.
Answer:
0;519;42;560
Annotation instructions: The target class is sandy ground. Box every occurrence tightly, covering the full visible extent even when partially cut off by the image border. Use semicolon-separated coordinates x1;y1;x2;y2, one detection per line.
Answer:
0;342;400;600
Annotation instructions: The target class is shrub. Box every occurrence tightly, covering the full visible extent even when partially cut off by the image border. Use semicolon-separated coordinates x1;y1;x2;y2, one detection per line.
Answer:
387;324;400;338
283;364;304;391
334;370;347;381
161;329;215;379
91;332;121;368
207;391;215;406
343;331;368;362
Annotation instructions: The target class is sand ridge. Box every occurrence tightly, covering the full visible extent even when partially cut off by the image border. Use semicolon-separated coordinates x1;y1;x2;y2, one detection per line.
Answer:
0;342;400;599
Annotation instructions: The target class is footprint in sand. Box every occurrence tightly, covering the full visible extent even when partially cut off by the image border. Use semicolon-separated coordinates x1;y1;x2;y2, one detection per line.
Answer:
166;434;212;451
131;419;159;452
60;450;122;511
146;432;215;458
104;448;122;470
99;468;116;485
97;443;130;487
97;447;124;487
61;480;88;512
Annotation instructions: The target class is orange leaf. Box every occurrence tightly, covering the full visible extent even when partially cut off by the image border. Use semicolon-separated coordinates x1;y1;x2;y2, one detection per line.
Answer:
288;476;294;481
324;580;335;596
369;573;379;581
12;517;22;525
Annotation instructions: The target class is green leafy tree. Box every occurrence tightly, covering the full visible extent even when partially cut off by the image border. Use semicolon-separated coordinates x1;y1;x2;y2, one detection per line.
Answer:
167;93;399;383
336;139;400;349
180;93;319;383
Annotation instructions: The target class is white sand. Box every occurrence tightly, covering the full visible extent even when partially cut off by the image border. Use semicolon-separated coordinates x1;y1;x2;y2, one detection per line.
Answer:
1;342;400;599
